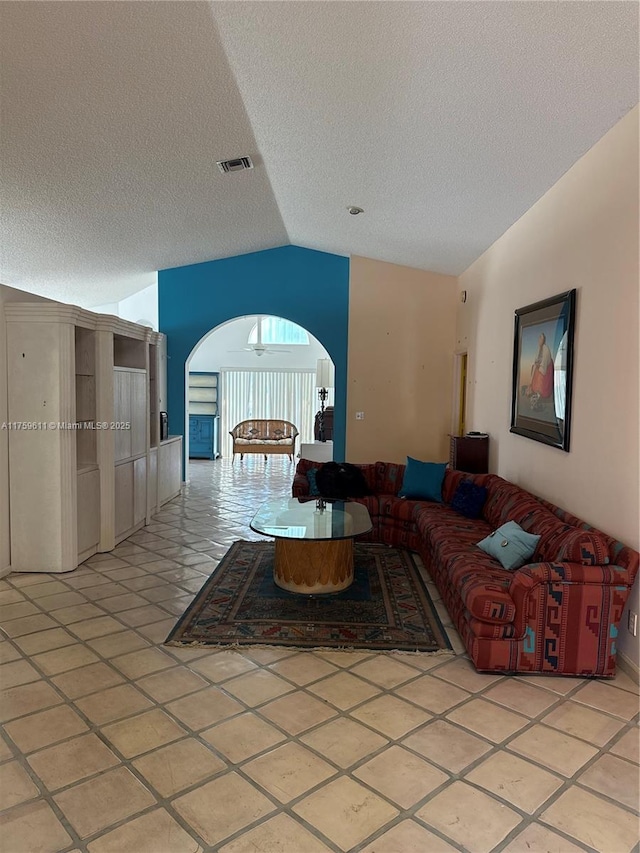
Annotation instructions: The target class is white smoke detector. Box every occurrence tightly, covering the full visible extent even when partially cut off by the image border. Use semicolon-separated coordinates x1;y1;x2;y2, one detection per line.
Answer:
217;156;254;174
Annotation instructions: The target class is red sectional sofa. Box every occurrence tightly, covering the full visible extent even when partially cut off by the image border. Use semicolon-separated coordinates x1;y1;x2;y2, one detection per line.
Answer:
293;458;639;677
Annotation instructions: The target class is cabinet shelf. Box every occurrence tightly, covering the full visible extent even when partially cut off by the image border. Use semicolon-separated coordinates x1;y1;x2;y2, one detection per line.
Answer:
75;328;97;469
188;372;219;420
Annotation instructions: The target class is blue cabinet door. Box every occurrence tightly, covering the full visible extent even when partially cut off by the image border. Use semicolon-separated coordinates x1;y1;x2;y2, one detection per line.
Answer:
189;415;217;459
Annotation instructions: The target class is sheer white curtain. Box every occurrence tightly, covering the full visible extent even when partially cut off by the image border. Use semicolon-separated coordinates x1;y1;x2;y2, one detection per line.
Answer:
220;368;316;458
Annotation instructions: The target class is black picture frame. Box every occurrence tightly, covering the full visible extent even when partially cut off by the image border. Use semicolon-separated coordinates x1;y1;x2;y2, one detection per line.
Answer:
510;289;576;451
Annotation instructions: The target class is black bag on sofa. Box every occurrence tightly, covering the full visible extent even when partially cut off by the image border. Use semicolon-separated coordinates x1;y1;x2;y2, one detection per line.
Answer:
315;462;372;500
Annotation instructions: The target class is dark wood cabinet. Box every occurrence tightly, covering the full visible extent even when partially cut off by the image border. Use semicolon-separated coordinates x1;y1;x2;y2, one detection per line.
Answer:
449;434;489;474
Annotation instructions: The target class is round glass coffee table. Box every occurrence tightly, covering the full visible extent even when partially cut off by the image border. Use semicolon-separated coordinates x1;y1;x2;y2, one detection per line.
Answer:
250;498;373;594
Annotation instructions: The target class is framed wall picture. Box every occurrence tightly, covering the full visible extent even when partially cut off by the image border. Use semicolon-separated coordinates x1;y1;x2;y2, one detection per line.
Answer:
510;289;576;451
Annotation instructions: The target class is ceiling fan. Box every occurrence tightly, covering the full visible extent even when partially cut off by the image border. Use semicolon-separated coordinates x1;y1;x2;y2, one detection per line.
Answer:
229;316;291;357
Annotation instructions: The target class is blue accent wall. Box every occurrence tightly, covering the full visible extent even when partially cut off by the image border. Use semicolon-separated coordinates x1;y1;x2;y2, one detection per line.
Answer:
158;246;350;472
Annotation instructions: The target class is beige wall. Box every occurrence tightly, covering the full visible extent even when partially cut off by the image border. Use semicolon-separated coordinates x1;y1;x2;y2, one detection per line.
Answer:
347;256;458;464
458;107;639;668
0;285;53;572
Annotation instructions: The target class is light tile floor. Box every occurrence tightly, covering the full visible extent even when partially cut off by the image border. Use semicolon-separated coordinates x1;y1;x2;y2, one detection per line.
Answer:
1;457;638;853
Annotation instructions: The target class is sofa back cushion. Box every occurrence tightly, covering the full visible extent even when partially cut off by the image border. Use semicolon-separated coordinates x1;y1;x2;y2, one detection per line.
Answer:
482;476;618;566
484;479;535;529
358;464;378;494
296;458;320;476
295;459;377;494
538;528;612;565
555;530;611;565
315;462;372;499
450;480;488;519
306;468;321;496
441;470;496;504
536;496;635;572
483;478;576;560
374;462;406;495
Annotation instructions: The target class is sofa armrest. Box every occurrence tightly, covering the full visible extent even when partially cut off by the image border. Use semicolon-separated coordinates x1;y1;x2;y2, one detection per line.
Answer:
511;562;632;591
510;560;632;639
292;473;310;497
504;561;634;672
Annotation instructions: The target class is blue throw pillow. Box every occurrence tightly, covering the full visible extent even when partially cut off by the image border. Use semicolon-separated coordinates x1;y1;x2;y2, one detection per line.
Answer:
477;521;541;571
398;457;447;502
451;479;488;519
306;468;320;496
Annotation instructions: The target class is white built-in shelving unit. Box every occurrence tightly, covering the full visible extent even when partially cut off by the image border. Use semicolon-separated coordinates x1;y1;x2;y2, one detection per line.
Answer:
4;303;182;573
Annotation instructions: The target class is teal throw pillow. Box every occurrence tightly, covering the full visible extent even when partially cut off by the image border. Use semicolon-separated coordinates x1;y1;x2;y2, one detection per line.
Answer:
306;468;320;496
398;457;447;502
477;521;541;571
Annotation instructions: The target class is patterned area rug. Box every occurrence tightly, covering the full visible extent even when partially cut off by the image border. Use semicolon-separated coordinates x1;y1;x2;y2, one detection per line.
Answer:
165;540;452;653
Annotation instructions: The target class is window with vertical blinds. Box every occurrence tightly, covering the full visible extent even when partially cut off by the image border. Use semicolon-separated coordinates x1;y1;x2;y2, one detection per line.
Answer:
220;369;315;458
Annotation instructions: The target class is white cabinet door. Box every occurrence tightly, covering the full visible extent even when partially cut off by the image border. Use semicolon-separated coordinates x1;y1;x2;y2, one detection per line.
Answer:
133;455;147;526
148;448;158;516
113;370;132;461
77;469;100;557
158;439;182;506
114;461;134;537
130;372;147;458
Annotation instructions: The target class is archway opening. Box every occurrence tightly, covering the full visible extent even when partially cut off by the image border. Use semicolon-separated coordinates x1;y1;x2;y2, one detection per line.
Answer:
185;314;333;475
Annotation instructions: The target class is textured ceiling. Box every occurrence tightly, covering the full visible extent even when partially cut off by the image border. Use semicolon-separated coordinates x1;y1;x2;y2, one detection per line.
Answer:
1;1;637;306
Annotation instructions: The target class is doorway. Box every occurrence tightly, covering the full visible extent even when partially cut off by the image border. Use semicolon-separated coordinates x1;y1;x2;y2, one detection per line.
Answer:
453;352;468;436
185;315;331;477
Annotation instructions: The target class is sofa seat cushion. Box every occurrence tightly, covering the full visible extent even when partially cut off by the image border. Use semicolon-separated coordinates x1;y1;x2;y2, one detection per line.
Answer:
415;508;516;625
415;504;491;544
377;522;423;551
377;495;425;523
445;554;517;624
235;437;293;445
352;495;379;517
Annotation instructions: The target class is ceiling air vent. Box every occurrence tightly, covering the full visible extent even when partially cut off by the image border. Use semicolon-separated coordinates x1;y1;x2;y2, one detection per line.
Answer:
216;156;254;174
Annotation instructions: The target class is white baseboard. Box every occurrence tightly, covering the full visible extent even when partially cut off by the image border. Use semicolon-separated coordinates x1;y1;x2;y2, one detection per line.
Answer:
618;651;639;682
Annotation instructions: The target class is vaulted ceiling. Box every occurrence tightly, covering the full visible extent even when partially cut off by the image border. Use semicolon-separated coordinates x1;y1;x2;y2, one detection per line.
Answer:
1;1;637;306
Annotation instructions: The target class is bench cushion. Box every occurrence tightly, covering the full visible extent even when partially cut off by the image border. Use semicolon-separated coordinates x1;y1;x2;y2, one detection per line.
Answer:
235;437;293;445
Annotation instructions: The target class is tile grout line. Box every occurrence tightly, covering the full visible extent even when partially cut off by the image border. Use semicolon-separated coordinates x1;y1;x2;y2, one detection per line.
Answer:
2;457;638;853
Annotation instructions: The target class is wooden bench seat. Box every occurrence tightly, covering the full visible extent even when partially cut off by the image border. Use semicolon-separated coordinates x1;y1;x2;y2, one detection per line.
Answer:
230;419;299;462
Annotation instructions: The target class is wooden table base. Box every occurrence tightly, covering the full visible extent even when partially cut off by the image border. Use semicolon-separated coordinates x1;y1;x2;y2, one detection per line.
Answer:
274;538;354;594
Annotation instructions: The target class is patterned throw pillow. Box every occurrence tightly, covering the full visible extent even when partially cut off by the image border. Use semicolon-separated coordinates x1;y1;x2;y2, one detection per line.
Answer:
451;480;488;519
306;468;320;496
555;530;610;565
477;521;541;571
